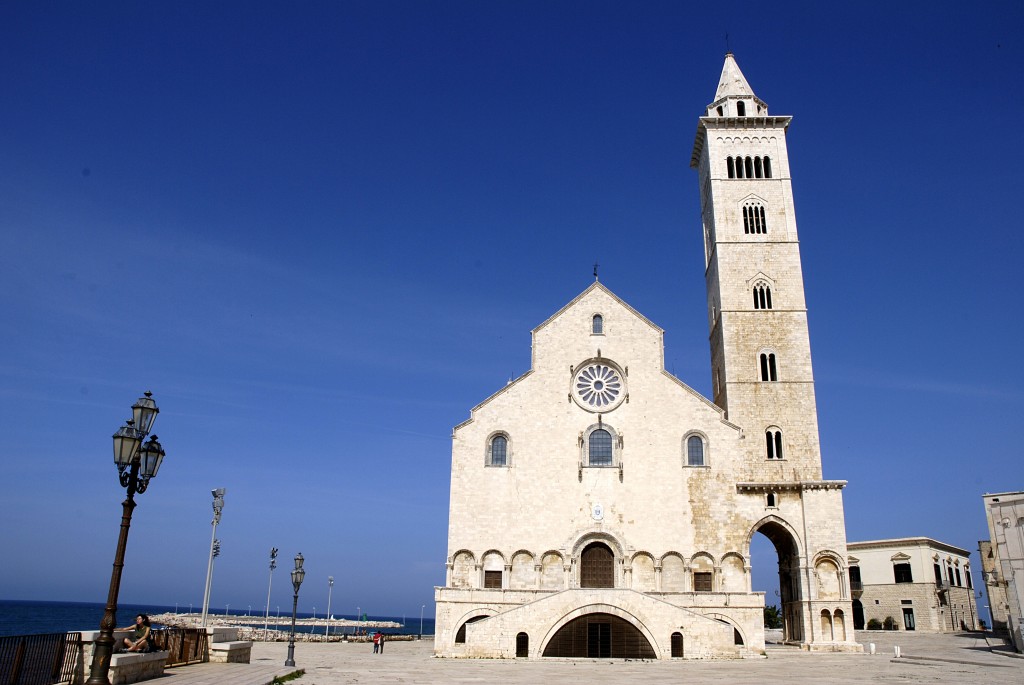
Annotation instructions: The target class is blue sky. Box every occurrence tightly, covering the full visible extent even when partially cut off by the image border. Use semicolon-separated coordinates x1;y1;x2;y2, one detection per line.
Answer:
1;1;1022;622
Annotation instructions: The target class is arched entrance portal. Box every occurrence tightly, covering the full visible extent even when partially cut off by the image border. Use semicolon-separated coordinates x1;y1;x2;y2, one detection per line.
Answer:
580;542;614;588
542;612;655;658
750;519;804;643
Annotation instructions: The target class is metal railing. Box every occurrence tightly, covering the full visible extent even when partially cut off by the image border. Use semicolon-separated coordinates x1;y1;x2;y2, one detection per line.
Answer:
150;628;208;667
0;632;82;685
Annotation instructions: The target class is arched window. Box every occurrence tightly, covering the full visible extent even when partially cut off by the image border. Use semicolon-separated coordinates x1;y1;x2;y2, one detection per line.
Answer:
487;434;509;467
736;156;744;178
716;105;724;116
743;203;767;235
745;157;754;178
763;157;772;178
766;429;783;460
737;101;746;116
759;353;778;381
685;434;705;466
766;492;777;507
754;156;763;178
727;156;735;178
589;429;613;466
753;283;773;309
592;314;603;335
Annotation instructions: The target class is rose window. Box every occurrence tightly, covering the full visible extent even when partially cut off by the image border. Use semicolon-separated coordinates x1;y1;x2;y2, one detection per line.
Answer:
574;363;623;409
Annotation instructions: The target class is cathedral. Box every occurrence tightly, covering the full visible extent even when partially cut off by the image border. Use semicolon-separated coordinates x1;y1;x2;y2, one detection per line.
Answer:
433;54;860;659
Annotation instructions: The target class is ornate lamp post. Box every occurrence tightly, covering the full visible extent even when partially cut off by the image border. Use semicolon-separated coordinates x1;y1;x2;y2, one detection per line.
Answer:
86;392;165;685
284;553;305;667
200;488;226;626
264;548;278;640
325;576;334;639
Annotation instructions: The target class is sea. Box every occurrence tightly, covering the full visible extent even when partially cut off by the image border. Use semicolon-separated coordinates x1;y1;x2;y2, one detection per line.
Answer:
0;599;435;638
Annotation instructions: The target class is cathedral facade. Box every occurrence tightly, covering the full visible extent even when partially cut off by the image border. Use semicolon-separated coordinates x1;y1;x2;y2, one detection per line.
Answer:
434;54;860;659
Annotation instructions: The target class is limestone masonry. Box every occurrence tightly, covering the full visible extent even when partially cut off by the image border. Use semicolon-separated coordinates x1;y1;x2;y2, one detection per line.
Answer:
434;54;860;659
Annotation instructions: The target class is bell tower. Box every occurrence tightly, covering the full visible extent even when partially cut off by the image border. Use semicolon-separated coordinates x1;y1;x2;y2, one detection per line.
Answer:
691;53;822;480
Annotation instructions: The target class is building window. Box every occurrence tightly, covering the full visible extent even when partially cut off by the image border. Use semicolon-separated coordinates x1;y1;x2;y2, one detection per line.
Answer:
685;434;705;467
727;156;771;180
765;428;783;459
955;568;962;586
966;569;973;589
766;492;777;508
693;572;713;592
753;283;773;309
764;157;772;178
487;434;509;467
484;570;502;588
592;314;603;335
893;563;913;584
934;563;943;585
727;157;735;178
743;203;767;235
759;353;778;381
589;429;613;466
736;101;746;116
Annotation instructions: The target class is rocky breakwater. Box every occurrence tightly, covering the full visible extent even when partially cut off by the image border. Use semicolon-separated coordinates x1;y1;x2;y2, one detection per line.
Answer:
150;613;406;642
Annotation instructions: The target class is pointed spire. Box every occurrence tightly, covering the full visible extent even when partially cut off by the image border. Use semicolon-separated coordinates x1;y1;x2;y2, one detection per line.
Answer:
714;53;756;101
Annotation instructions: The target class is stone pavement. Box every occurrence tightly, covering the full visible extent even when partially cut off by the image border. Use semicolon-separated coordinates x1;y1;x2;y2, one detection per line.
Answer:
161;633;1022;685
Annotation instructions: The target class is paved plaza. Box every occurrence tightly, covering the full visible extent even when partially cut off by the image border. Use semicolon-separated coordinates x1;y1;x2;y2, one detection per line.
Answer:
159;633;1023;685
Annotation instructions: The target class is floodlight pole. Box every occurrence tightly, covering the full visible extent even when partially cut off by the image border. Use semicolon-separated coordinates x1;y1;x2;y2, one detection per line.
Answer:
201;488;226;626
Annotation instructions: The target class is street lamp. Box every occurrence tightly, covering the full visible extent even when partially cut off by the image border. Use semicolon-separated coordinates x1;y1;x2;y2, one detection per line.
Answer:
201;488;226;626
420;604;425;640
264;548;278;640
285;553;305;667
85;391;165;685
325;576;334;640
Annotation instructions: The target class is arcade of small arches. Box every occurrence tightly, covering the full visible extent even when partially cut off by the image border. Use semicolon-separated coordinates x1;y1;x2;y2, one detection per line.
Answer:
446;541;850;600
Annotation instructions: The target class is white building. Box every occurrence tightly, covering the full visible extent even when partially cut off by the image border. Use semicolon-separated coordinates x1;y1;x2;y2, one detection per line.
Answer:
982;491;1024;652
846;538;978;633
434;54;860;659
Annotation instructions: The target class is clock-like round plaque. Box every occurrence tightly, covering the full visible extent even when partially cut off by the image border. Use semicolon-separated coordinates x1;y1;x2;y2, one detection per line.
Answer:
572;360;625;412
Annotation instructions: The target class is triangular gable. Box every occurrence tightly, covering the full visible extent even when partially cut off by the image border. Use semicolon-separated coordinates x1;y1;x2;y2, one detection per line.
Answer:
890;552;912;562
532;281;663;335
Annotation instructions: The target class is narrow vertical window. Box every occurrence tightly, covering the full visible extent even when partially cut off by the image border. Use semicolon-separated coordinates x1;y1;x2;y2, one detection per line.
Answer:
766;429;783;459
766;492;777;507
764;157;772;178
745;157;754;178
760;353;770;381
716;105;724;116
686;435;705;466
489;435;508;466
743;206;750;234
768;353;778;381
592;314;603;335
759;206;767;234
754;156;763;178
727;157;735;178
753;287;760;309
736;101;746;116
765;285;773;309
736;156;744;178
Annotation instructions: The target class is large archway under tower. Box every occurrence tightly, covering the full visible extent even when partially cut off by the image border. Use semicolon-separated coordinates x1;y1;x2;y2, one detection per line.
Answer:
749;518;804;643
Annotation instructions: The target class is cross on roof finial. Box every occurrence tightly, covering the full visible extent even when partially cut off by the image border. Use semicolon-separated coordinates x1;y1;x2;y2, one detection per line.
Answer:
593;261;600;281
725;32;731;54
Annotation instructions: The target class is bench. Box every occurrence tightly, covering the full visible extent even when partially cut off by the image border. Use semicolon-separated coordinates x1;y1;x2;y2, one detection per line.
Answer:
208;640;252;663
107;650;168;684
